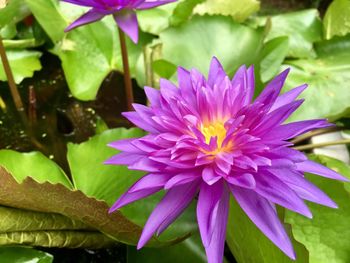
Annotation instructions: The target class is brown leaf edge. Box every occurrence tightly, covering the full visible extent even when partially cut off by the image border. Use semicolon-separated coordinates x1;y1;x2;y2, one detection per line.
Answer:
0;166;189;247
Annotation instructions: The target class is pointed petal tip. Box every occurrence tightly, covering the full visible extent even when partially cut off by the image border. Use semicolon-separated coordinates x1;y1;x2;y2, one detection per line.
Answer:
103;160;113;165
108;205;118;214
211;56;220;64
248;64;255;71
330;201;338;209
282;67;291;75
307;212;313;219
136;242;144;250
289;251;296;261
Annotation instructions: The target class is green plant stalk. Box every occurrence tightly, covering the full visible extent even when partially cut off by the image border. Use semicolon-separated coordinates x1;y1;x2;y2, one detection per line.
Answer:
293;139;350;151
291;126;341;144
0;35;24;112
118;27;134;112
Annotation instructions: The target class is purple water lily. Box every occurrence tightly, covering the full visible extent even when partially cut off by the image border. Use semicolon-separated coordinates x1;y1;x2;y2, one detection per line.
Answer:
62;0;176;43
106;57;348;263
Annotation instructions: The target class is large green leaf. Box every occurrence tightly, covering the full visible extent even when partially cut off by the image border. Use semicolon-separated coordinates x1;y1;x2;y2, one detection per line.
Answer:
0;247;53;263
138;2;179;35
0;49;42;84
194;0;260;22
67;128;146;206
138;0;204;34
285;155;350;263
0;150;72;188
259;36;289;82
27;0;152;100
0;231;115;248
282;36;350;122
0;166;145;246
0;0;30;28
24;0;66;43
259;9;322;58
227;198;308;263
169;0;205;27
127;233;206;263
67;128;197;242
0;206;89;232
324;0;350;40
160;15;264;77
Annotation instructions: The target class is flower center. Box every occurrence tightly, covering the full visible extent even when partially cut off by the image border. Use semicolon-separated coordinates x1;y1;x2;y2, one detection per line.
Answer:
201;122;227;146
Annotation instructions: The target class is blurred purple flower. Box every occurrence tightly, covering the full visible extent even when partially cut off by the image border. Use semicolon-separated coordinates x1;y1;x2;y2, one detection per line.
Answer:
106;57;348;263
62;0;176;43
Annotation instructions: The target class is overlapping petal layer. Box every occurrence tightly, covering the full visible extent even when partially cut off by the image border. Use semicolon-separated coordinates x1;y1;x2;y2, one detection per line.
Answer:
107;57;348;263
62;0;176;42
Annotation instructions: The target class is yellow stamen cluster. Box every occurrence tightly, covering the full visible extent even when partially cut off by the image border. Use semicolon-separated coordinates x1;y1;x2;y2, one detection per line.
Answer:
201;122;227;148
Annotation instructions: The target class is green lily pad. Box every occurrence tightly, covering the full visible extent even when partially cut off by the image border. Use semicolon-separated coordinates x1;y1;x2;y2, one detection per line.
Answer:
0;150;72;187
0;247;53;263
0;206;89;232
323;0;350;40
282;36;350;122
258;9;323;58
194;0;260;22
0;49;42;84
0;166;143;246
160;15;264;77
0;231;115;249
259;36;289;82
24;0;66;43
0;150;72;189
26;0;152;100
169;0;205;27
68;128;197;242
0;0;30;28
67;128;146;206
138;2;179;35
285;155;350;263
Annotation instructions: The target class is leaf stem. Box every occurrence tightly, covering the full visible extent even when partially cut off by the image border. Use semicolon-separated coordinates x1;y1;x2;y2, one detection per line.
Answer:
0;35;24;112
293;139;350;151
118;28;134;112
291;126;341;144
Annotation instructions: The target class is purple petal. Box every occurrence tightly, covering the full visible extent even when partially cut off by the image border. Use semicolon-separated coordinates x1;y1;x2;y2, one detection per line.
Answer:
159;78;179;102
114;10;139;43
144;86;161;107
230;186;295;260
270;84;307;112
164;171;199;189
296;160;349;181
244;65;255;105
65;9;105;32
108;138;141;153
137;182;199;249
208;57;226;87
197;181;224;247
254;171;312;218
202;166;221;185
136;0;177;9
254;68;290;106
128;157;164;172
122;112;159;133
198;183;230;263
109;173;170;212
263;119;332;141
253;100;304;135
226;173;256;189
268;168;337;208
62;0;103;8
104;152;144;165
